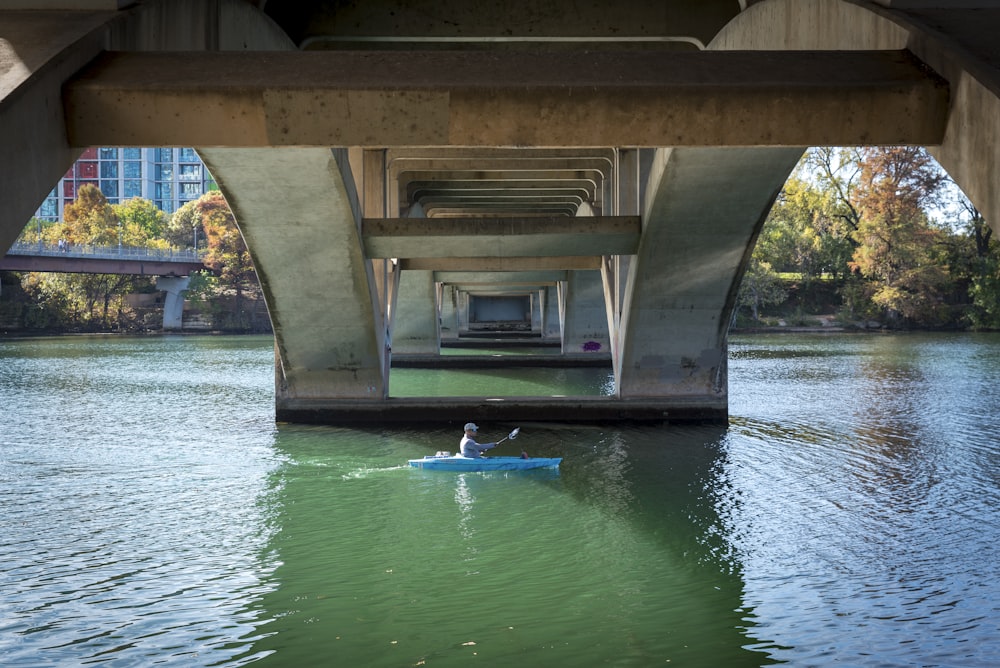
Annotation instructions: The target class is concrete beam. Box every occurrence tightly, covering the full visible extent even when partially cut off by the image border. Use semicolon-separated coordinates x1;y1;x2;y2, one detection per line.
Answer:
435;271;565;284
362;216;640;258
401;256;601;271
64;49;949;147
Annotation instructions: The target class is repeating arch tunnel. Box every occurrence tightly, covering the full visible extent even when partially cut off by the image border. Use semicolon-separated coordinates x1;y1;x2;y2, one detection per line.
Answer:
1;0;997;423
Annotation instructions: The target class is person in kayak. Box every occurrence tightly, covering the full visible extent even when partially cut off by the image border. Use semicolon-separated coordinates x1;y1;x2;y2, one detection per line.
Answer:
460;423;496;458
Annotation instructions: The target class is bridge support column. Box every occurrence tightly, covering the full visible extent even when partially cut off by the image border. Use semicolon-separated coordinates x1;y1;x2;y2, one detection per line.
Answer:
199;147;388;416
393;270;440;354
156;276;191;331
561;271;610;354
615;146;803;419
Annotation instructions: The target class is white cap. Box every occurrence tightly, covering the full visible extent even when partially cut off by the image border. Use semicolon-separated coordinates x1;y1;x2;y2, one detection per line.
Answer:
464;422;479;432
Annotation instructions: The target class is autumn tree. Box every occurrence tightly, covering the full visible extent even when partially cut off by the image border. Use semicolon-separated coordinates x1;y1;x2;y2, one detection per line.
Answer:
15;187;156;330
170;191;261;329
113;197;170;249
848;147;951;324
60;184;119;246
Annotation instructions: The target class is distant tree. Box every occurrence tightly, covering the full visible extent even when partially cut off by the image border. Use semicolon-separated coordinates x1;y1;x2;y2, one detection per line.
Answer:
174;191;260;328
113;197;170;249
954;201;1000;329
848;147;951;324
737;258;787;323
164;199;203;250
60;184;119;246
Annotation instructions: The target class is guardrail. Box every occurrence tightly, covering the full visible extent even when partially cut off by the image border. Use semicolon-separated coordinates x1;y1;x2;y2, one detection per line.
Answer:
6;241;204;263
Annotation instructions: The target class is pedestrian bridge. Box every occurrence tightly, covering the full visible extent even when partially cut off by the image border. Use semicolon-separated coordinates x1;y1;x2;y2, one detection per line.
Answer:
1;241;207;330
2;0;998;425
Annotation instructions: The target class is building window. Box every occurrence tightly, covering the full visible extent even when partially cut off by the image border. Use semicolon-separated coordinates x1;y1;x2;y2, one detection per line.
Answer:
76;161;97;179
124;180;142;198
100;161;118;179
155;182;174;199
156;148;173;162
180;182;202;198
156;164;173;180
101;180;119;200
124;161;141;178
178;164;202;181
179;148;198;162
99;147;118;160
123;148;141;160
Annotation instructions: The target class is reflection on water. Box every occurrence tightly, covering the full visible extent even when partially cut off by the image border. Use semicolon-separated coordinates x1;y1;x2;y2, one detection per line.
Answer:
1;333;999;666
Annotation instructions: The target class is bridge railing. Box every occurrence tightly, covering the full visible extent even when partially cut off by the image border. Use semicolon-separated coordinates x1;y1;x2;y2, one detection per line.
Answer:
6;241;204;263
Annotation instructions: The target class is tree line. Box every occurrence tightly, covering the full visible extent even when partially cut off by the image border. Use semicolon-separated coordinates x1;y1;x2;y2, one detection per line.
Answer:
1;185;263;332
3;147;998;333
737;147;1000;330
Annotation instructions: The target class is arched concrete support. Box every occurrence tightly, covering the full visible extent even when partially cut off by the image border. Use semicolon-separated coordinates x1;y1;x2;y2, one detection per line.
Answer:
0;12;110;252
199;147;387;405
717;0;1000;232
616;146;804;405
155;275;191;331
0;1;291;253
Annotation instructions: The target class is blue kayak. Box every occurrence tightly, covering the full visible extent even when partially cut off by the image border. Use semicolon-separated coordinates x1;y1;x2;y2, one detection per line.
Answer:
408;455;561;472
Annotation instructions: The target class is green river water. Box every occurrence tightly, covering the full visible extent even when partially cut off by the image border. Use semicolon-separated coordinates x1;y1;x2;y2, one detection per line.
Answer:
1;333;998;667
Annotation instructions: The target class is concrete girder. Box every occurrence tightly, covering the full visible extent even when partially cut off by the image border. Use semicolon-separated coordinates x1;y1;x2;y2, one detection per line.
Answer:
362;216;640;258
198;146;388;405
386;149;616;218
268;0;738;52
63;49;949;148
435;271;566;285
401;257;602;271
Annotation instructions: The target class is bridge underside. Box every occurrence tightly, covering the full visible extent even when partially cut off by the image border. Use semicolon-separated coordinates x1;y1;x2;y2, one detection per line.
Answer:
2;0;999;425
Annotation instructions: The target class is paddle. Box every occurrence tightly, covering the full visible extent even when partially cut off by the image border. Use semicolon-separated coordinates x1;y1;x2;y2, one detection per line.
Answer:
494;427;520;446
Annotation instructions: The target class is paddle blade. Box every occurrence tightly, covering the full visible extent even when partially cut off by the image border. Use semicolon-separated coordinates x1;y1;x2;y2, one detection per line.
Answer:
508;428;520;440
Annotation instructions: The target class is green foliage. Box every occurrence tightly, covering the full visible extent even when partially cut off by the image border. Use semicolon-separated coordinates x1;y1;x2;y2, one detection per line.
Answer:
744;147;1000;330
737;259;787;322
113;198;170;249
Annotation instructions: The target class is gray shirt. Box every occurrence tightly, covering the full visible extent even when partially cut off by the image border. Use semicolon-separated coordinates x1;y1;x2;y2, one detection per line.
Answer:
460;434;495;458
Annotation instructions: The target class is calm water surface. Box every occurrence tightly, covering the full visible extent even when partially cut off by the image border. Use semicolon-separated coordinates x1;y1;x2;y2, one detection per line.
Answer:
1;333;998;666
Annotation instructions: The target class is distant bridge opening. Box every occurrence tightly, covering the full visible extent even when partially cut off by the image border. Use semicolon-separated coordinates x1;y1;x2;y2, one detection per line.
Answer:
469;295;530;331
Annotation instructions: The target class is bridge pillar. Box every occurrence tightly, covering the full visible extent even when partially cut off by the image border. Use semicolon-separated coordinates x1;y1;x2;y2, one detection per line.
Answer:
615;146;803;417
155;276;191;331
560;271;610;354
393;270;440;354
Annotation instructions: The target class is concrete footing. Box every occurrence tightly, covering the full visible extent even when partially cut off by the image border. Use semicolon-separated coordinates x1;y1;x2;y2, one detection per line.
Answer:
275;396;726;426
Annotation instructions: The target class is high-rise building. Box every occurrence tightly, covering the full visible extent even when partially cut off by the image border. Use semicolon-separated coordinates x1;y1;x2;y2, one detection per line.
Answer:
36;147;215;221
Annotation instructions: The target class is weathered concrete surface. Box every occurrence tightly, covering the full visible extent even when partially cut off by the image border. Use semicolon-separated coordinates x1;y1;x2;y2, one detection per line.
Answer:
363;216;640;259
392;269;439;354
199;147;388;403
275;396;722;425
0;1;294;254
0;11;109;255
561;271;612;355
63;49;949;148
615;146;804;403
401;256;602;271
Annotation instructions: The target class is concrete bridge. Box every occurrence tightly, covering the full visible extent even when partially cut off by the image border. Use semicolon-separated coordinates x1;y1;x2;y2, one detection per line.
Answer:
1;0;998;425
